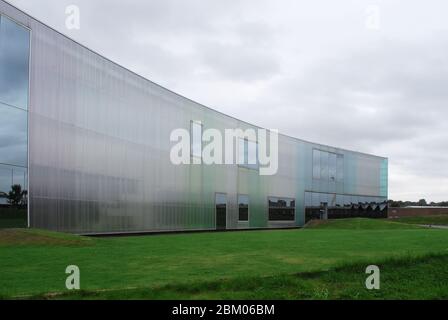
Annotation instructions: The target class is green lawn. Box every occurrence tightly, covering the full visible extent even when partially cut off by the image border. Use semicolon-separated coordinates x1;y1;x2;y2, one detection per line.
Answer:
305;217;423;229
389;215;448;226
1;218;447;299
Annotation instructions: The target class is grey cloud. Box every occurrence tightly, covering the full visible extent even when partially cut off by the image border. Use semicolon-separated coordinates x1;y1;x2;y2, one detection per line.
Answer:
198;41;281;81
261;38;448;147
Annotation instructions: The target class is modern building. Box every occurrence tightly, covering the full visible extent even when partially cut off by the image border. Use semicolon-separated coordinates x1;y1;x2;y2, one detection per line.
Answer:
0;0;388;234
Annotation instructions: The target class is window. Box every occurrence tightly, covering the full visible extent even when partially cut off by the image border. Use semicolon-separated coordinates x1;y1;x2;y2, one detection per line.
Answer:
238;138;258;170
311;192;320;207
305;192;385;209
304;192;312;207
313;149;344;183
238;195;249;222
329;153;337;182
190;121;202;160
336;194;344;207
268;197;295;221
336;155;344;182
0;15;30;110
215;193;227;230
320;151;328;180
0;103;28;166
312;150;320;179
0;15;29;223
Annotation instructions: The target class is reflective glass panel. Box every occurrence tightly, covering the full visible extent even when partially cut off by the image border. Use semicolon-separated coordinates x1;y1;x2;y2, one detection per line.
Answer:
0;15;29;228
238;194;249;221
0;164;12;196
0;15;30;109
215;193;227;230
304;192;312;206
336;155;344;182
268;197;295;221
329;153;336;181
0;103;27;167
320;151;328;180
313;150;320;179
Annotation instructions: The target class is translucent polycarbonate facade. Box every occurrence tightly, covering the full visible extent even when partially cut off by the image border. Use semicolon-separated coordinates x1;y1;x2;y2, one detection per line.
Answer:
1;1;388;234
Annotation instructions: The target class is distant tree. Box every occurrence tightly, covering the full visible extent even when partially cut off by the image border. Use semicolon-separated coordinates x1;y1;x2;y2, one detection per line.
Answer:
417;199;427;206
7;184;27;207
387;199;448;207
388;200;403;207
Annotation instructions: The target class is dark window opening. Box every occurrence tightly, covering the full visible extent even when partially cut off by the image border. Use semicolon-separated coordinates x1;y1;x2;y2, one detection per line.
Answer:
268;197;295;221
238;195;249;221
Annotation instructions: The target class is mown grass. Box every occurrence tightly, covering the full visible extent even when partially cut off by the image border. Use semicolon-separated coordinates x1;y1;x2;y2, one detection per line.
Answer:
30;253;448;300
0;218;447;299
305;217;423;230
390;215;448;226
0;228;93;247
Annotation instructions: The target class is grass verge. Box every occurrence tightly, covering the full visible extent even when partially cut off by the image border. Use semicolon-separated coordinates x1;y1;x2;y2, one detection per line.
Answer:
0;218;447;299
389;215;448;226
25;253;448;300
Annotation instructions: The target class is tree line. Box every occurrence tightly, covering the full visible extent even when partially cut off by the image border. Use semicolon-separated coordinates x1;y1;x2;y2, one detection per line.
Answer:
388;199;448;208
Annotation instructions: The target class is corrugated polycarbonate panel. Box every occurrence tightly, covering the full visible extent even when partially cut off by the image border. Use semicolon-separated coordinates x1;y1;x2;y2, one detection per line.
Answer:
0;0;388;234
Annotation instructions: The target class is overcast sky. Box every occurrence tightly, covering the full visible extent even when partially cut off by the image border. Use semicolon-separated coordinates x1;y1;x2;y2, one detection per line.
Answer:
8;0;448;202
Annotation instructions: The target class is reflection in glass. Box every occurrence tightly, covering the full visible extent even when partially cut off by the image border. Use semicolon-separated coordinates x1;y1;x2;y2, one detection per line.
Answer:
0;163;27;227
329;153;336;181
336;155;344;182
312;192;320;207
320;151;328;180
319;192;328;205
238;138;258;170
215;193;227;230
0;15;29;228
313;150;344;184
238;194;249;221
268;197;295;221
0;15;30;109
305;192;387;210
312;150;320;179
13;166;27;189
0;164;12;199
305;192;312;207
0;103;28;166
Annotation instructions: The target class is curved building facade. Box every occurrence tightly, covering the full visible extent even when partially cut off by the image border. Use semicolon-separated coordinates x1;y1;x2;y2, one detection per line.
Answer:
0;1;388;234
